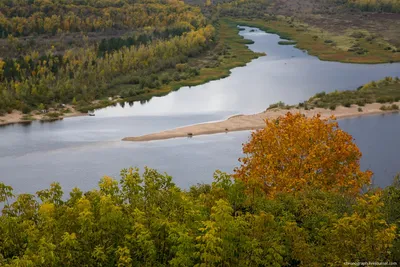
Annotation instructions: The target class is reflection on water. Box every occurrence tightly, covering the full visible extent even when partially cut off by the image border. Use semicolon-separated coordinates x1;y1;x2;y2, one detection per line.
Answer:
0;26;399;194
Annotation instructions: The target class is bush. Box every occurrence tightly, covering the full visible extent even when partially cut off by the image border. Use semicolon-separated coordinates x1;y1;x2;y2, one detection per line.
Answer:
380;105;388;111
21;105;32;114
175;63;187;72
377;96;394;103
329;104;336;110
343;101;352;108
350;31;366;39
358;107;363;112
314;91;326;98
391;104;399;110
267;101;286;110
47;112;61;118
356;100;366;106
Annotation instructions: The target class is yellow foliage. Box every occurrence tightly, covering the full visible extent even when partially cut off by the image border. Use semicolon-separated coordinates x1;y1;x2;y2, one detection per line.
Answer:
39;202;55;216
235;113;372;198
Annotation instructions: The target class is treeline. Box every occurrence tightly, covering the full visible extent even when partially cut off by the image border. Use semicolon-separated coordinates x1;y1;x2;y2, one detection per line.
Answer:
347;0;400;13
0;169;398;265
0;0;206;37
97;24;194;56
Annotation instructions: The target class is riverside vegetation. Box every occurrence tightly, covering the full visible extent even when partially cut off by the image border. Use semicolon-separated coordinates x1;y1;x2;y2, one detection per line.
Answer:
265;76;400;111
0;0;266;118
301;76;400;110
1;113;399;266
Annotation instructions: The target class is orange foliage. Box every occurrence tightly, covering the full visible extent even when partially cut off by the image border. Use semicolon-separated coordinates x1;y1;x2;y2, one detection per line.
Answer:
234;113;372;197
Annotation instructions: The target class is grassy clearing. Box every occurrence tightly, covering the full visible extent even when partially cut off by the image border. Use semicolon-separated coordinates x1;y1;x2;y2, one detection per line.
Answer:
78;19;264;112
226;17;400;64
301;77;400;109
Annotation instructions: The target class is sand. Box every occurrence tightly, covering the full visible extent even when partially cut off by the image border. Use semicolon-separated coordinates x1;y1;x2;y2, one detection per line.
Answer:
122;102;400;142
0;105;85;126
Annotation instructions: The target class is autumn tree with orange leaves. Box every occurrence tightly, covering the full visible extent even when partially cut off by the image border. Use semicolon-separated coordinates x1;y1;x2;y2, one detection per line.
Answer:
235;112;372;197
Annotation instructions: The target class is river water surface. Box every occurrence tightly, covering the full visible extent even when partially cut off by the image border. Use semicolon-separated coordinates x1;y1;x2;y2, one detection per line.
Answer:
1;27;399;194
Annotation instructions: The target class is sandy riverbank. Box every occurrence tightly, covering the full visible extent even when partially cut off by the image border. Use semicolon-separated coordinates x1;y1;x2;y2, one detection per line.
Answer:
0;106;86;126
122;102;400;142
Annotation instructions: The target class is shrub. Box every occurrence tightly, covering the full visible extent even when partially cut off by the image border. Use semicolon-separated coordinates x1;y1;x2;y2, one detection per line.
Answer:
380;105;388;111
47;112;61;118
267;101;286;110
21;105;32;114
350;31;366;39
356;100;366;106
343;101;352;108
391;104;399;110
324;40;334;44
329;104;336;110
358;107;363;112
377;96;394;103
175;63;187;72
314;91;326;98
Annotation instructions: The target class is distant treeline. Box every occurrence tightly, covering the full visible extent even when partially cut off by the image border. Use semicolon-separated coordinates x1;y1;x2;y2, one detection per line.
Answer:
0;0;206;37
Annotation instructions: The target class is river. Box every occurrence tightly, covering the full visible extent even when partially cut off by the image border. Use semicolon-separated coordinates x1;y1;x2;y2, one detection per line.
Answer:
0;26;399;194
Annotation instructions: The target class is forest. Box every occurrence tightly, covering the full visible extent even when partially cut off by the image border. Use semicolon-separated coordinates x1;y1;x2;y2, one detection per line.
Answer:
0;0;216;115
0;113;399;266
1;0;400;117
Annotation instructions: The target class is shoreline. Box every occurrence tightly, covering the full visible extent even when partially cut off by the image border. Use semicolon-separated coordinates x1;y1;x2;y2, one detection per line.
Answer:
0;107;86;127
0;20;262;127
122;102;400;142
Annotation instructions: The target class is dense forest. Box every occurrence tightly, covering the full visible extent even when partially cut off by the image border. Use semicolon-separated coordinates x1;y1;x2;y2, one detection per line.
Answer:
0;0;216;115
0;114;399;266
0;0;206;37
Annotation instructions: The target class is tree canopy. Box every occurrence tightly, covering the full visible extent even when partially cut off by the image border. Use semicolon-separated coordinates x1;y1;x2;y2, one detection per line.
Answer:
235;113;372;197
0;113;399;266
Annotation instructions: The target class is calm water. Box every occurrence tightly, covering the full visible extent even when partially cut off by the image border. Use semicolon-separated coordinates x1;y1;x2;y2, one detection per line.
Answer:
1;27;399;194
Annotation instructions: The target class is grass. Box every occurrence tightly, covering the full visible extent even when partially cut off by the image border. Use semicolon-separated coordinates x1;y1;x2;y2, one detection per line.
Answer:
224;17;400;64
302;77;400;109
